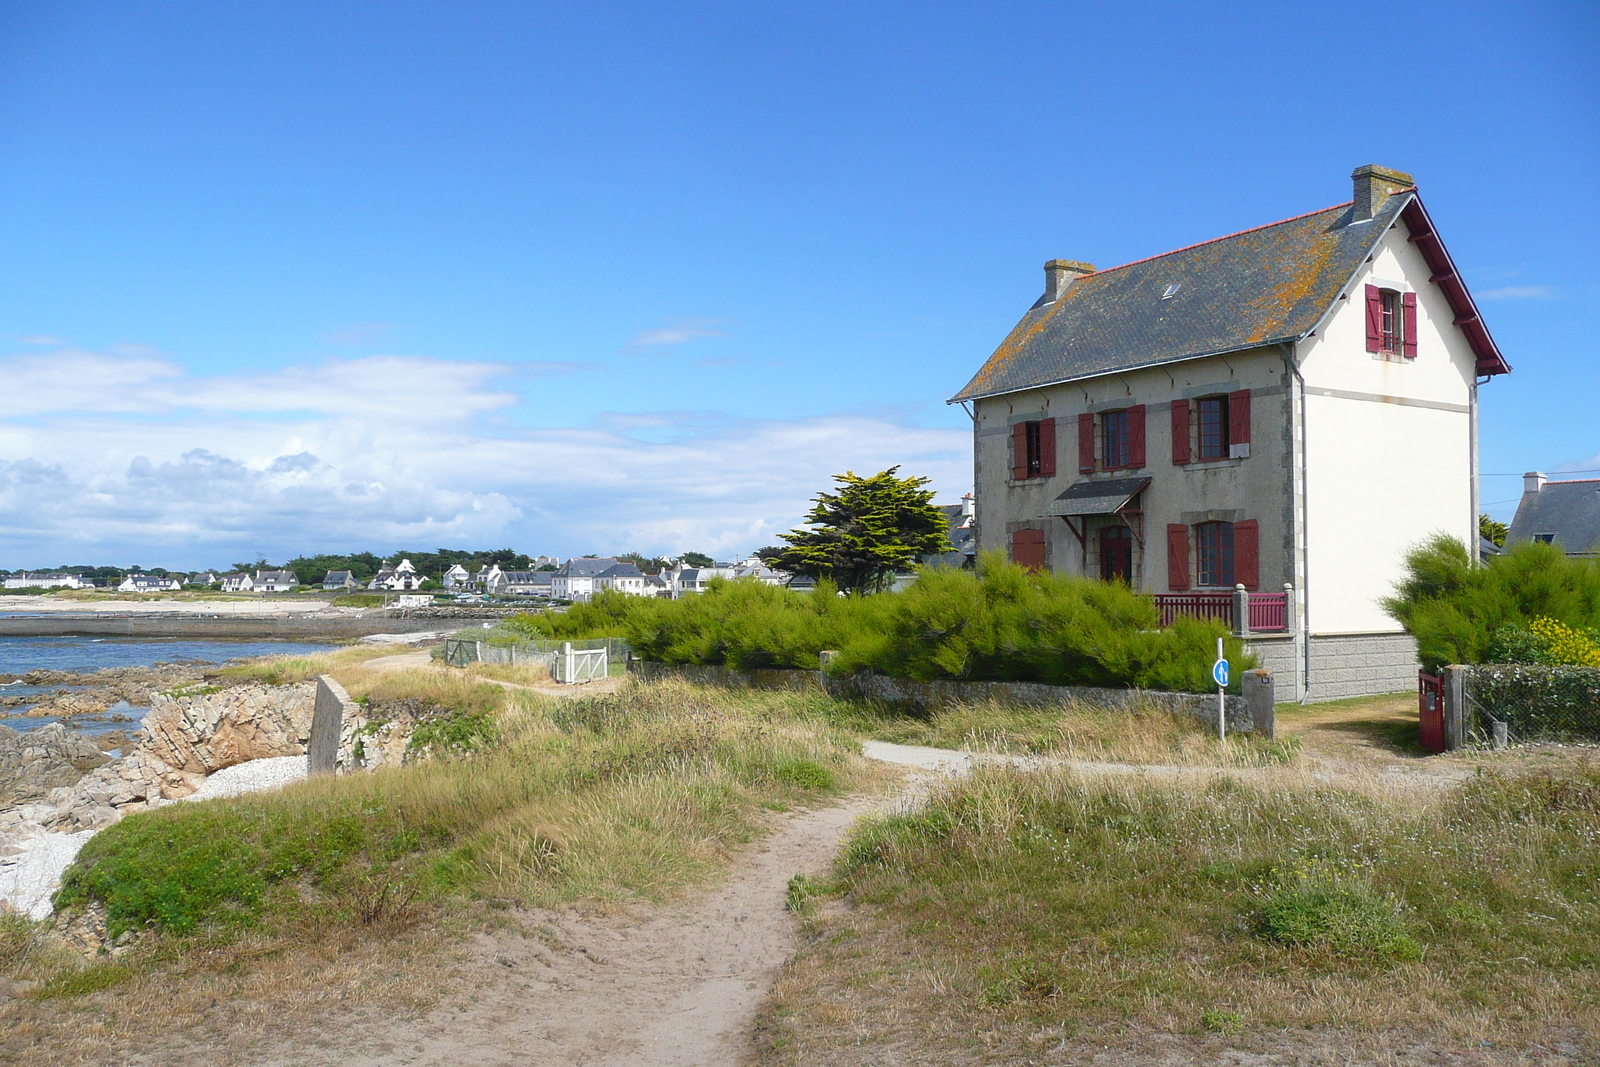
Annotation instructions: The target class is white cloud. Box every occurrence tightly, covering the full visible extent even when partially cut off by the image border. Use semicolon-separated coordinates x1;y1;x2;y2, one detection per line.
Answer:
0;349;970;567
1477;285;1560;301
628;318;726;349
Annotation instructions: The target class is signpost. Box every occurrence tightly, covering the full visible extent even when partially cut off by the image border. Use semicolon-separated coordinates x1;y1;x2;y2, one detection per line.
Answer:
1212;637;1230;743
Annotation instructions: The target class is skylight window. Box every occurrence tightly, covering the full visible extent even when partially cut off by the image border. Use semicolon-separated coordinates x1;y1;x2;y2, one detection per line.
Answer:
1161;283;1181;300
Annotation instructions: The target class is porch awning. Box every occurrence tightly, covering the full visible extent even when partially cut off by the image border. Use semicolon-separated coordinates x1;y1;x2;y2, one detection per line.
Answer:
1046;477;1150;517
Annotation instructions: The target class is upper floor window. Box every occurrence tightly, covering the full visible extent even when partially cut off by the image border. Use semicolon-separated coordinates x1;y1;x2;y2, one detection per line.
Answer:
1010;418;1055;481
1365;284;1417;358
1198;396;1228;460
1196;521;1234;587
1101;410;1129;469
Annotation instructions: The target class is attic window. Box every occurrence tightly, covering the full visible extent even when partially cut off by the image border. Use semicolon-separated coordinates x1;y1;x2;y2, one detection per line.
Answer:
1161;283;1181;300
1534;533;1555;544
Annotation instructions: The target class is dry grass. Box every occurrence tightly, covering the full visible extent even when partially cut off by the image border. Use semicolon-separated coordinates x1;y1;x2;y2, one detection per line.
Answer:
0;678;871;1063
462;660;551;686
212;643;425;685
757;760;1600;1065
835;695;1299;767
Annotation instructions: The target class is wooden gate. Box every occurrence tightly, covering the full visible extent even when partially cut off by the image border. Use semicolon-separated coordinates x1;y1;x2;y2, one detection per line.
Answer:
1418;671;1444;753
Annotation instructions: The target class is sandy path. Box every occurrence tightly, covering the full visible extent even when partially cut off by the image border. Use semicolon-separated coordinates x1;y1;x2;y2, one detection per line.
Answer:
247;798;875;1067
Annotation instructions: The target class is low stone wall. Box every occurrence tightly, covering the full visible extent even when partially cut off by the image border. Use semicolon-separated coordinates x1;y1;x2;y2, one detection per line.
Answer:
629;661;1270;736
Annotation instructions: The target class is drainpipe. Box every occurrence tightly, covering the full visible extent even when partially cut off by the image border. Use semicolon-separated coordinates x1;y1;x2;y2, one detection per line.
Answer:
1282;342;1313;703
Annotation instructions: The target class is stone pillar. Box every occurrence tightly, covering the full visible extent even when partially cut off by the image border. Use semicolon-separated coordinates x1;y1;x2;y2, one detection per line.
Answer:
310;674;353;775
1233;584;1251;636
1242;669;1275;739
1441;665;1467;751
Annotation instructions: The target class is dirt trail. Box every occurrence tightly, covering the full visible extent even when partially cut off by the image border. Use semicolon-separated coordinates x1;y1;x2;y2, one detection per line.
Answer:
247;798;876;1067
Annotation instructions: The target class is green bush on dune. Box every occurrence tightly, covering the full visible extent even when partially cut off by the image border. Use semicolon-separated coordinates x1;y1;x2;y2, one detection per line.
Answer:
504;553;1250;693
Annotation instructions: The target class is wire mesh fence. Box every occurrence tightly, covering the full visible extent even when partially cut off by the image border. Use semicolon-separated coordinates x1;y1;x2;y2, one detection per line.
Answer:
440;635;631;681
1465;664;1600;744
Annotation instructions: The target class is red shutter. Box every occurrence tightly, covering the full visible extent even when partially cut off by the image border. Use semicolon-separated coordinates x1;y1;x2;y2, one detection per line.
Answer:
1228;389;1251;446
1171;400;1190;465
1011;528;1046;572
1127;404;1146;468
1364;284;1382;352
1166;524;1190;591
1234;520;1259;590
1011;423;1027;480
1078;413;1095;473
1038;417;1057;477
1402;291;1418;358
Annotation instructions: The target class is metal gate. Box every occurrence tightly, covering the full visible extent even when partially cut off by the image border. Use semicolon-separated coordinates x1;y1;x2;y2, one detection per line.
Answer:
1418;671;1444;753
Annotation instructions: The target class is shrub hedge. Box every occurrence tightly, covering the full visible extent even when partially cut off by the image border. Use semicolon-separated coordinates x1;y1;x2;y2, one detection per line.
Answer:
1469;664;1600;741
1383;536;1600;672
505;554;1250;694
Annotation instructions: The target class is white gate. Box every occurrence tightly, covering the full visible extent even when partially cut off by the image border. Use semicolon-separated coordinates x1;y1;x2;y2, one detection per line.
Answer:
555;642;608;684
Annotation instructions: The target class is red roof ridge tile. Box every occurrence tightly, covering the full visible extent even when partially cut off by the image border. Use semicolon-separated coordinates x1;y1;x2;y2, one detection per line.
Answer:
1088;200;1355;278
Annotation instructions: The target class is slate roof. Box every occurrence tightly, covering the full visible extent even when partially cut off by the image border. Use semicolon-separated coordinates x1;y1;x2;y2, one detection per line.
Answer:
1048;477;1151;517
953;191;1507;402
560;557;618;578
1508;480;1600;556
596;563;645;580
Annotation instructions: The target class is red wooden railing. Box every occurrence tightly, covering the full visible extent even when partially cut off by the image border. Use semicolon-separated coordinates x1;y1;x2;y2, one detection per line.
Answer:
1153;592;1233;628
1152;591;1291;633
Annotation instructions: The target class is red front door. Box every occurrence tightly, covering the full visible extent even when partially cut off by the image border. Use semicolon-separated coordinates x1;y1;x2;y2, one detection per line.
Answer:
1100;525;1133;583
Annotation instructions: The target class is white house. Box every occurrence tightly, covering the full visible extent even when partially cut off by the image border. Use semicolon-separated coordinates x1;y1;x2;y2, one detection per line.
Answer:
473;564;505;594
595;562;651;596
551;557;617;602
954;165;1509;701
186;572;219;587
117;574;181;593
369;558;424;591
442;564;472;591
1;572;93;590
220;572;254;592
502;570;554;597
254;570;300;593
662;561;736;598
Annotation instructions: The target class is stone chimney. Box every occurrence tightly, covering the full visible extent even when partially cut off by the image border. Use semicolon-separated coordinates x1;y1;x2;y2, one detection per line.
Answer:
1351;164;1414;221
1041;259;1095;303
1524;471;1547;495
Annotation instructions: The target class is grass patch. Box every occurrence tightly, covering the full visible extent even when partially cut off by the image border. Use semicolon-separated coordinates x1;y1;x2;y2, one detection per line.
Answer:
332;594;386;608
52;679;868;940
212;644;416;685
760;761;1600;1060
828;695;1298;766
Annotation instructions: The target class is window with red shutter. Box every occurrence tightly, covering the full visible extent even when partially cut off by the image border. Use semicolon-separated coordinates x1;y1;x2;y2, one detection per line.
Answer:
1038;417;1057;477
1011;423;1028;480
1127;405;1146;468
1196;522;1234;587
1011;528;1046;572
1198;395;1228;460
1166;524;1190;591
1171;400;1191;465
1078;413;1095;473
1228;389;1251;456
1402;292;1418;358
1234;520;1259;590
1365;283;1383;353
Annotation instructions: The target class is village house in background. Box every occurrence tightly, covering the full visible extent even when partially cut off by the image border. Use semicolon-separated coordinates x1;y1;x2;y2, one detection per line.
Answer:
0;572;95;590
442;563;472;591
322;570;361;592
953;165;1509;701
595;562;649;596
254;569;299;593
1508;471;1600;557
116;573;182;593
368;558;424;591
186;572;218;586
219;572;253;593
551;557;619;602
501;570;553;596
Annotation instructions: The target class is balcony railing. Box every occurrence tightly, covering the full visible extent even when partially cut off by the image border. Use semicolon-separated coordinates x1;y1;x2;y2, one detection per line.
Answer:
1152;586;1294;634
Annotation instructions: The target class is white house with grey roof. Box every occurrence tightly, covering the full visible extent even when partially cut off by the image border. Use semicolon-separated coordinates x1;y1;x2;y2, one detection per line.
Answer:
953;165;1510;701
551;557;618;602
1509;473;1600;557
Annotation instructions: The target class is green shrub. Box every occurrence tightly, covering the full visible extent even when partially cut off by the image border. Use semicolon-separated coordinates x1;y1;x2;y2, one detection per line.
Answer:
498;554;1249;693
1384;536;1600;672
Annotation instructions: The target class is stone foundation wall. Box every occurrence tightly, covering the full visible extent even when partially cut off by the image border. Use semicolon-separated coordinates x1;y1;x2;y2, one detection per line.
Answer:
1305;632;1420;702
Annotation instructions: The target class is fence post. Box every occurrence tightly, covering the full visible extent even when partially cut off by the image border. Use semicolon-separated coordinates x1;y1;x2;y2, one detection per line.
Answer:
562;641;574;685
1242;668;1275;738
1441;664;1466;751
1233;584;1250;636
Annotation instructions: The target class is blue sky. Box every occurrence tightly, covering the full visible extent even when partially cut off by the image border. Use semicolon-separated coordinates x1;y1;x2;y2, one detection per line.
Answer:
0;1;1594;568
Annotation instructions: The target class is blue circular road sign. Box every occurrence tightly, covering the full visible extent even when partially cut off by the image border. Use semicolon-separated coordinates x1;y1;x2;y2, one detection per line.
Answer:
1212;659;1230;688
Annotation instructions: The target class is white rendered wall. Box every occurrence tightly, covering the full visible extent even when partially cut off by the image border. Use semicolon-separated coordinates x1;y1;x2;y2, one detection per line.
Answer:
1296;218;1478;635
